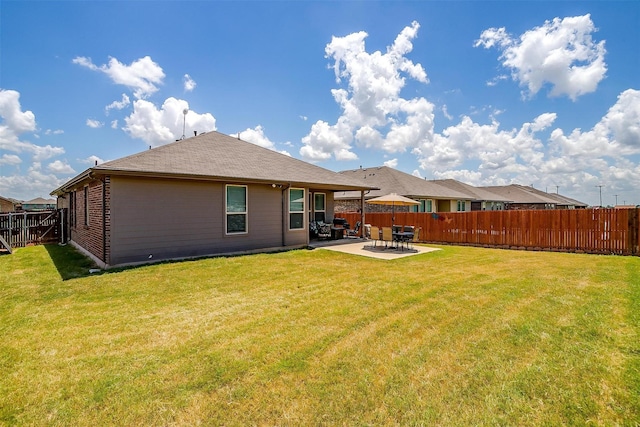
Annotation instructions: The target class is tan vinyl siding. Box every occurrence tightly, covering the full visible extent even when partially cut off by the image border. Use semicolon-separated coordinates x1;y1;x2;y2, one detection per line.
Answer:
109;177;291;265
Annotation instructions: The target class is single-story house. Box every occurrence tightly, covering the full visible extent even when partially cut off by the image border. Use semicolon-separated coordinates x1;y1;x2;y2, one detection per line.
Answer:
0;196;21;213
430;179;511;211
51;131;376;268
480;184;588;210
335;166;475;213
22;197;57;211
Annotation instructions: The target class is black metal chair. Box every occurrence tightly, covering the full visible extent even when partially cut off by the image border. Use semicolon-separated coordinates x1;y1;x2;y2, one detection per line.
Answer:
346;221;361;238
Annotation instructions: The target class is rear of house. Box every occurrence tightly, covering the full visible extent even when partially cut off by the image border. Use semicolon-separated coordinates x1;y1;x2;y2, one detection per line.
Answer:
52;131;374;268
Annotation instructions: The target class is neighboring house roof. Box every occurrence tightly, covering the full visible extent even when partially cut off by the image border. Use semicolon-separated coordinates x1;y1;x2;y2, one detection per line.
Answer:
335;166;471;200
431;179;512;203
23;197;56;205
0;195;22;204
523;187;588;207
480;184;586;206
52;132;377;195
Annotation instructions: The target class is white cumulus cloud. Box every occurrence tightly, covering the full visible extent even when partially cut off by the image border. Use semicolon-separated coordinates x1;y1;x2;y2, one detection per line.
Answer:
183;74;196;92
0;89;65;162
47;160;75;174
81;155;105;165
231;125;291;156
476;14;607;100
384;158;398;168
73;55;165;99
301;21;434;162
123;97;216;147
86;119;103;128
413;88;640;206
0;89;36;134
0;154;21;165
548;89;640;159
105;93;131;114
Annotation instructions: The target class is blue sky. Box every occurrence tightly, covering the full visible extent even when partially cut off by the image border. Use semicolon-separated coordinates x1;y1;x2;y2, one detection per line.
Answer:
1;1;639;206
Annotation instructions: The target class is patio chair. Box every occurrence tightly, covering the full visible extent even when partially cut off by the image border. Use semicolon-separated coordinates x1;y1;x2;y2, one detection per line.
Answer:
369;225;380;248
346;221;361;238
381;227;394;249
408;227;421;250
317;222;331;239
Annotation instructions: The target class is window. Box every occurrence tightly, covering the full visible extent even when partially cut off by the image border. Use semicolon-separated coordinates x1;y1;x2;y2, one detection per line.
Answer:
457;200;466;212
410;199;433;213
84;186;89;226
314;193;326;222
289;188;305;230
226;185;247;234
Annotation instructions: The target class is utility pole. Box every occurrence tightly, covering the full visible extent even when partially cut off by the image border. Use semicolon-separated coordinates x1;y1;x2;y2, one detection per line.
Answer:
614;194;619;205
596;185;603;207
555;185;559;194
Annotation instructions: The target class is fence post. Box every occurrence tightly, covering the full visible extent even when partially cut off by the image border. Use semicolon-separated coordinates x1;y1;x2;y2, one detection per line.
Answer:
8;212;13;248
23;211;27;247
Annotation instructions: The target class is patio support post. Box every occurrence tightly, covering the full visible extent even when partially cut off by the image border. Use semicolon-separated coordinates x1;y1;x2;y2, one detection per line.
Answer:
360;190;366;237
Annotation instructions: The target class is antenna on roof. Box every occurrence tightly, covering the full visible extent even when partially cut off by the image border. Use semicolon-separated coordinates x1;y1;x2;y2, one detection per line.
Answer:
181;108;188;140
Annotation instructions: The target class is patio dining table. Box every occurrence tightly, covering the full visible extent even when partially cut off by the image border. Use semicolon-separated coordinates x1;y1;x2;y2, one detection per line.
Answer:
392;231;414;251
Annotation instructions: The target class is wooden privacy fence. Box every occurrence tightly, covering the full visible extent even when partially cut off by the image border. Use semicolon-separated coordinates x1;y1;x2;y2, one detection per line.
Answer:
0;210;65;252
340;208;640;256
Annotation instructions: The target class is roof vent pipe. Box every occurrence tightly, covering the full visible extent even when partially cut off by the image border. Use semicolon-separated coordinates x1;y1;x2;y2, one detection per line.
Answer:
194;131;197;137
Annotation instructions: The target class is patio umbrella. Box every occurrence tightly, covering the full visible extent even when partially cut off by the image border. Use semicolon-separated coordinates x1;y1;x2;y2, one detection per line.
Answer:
367;193;420;223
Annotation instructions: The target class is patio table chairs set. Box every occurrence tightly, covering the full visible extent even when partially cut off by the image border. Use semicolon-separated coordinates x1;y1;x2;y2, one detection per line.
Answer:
367;225;421;252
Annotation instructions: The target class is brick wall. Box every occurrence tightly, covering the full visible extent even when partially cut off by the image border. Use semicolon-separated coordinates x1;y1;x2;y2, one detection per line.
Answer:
70;178;109;263
334;199;410;214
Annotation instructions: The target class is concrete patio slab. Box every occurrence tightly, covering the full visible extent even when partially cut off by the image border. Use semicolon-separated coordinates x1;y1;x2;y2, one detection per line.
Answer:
311;240;441;260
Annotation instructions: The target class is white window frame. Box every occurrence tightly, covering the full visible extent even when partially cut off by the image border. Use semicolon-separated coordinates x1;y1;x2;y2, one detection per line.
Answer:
314;192;326;222
457;200;466;212
225;184;248;235
289;188;305;230
411;199;433;213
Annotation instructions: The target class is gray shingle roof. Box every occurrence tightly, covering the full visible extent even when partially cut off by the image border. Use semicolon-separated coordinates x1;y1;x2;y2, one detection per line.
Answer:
53;132;376;193
336;166;472;200
480;184;586;206
511;185;587;207
23;197;56;204
431;179;512;202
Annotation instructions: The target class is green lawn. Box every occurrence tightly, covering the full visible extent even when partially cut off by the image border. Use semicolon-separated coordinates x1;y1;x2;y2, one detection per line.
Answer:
1;244;639;426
